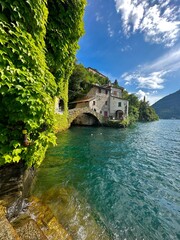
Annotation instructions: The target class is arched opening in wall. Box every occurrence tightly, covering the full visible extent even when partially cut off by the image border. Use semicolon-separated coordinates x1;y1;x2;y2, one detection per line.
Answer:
58;99;64;112
115;110;124;120
71;113;100;126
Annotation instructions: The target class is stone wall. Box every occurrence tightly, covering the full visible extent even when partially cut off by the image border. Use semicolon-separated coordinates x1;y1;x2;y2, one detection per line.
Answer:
87;87;110;116
110;98;129;118
0;161;35;219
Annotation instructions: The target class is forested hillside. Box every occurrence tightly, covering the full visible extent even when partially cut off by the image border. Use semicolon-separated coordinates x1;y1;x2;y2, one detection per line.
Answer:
152;90;180;119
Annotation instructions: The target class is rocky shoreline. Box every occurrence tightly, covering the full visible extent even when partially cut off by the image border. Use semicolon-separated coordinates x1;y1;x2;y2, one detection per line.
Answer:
0;162;71;240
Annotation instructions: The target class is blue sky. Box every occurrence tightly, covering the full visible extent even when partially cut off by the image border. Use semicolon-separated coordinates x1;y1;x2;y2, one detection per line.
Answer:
77;0;180;104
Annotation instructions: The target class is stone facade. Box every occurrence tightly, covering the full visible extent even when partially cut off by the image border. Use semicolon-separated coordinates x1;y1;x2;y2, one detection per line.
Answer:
110;97;128;119
68;107;104;125
72;84;129;120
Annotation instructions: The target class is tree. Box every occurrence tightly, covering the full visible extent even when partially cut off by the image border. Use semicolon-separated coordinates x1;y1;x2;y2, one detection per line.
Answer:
139;100;159;121
113;79;119;87
68;64;91;102
123;93;140;122
68;63;109;102
123;92;158;123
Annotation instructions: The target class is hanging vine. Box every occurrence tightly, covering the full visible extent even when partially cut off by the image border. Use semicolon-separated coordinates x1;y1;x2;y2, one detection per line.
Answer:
46;0;86;131
0;0;86;166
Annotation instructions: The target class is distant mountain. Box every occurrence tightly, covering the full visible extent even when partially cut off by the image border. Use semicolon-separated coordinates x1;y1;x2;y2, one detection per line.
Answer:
152;90;180;119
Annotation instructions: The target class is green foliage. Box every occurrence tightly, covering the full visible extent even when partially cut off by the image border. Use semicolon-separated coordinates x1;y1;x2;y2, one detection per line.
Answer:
0;0;86;166
46;0;86;89
46;1;86;132
69;64;91;102
54;112;69;132
69;63;109;102
123;92;158;123
127;94;140;122
139;100;159;121
123;93;139;123
105;118;129;128
119;117;130;127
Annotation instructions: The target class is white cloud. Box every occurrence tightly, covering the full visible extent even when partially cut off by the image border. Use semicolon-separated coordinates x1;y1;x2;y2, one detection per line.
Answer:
138;71;165;89
136;89;148;100
123;71;165;89
107;22;114;37
148;95;164;105
145;47;180;72
121;45;132;52
115;0;180;46
135;90;164;105
95;12;103;22
122;46;180;89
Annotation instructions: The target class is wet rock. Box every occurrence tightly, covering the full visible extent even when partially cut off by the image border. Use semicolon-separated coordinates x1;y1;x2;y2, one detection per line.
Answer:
0;205;21;240
13;217;47;240
0;161;72;240
0;161;35;219
11;197;72;240
27;196;72;240
40;187;111;240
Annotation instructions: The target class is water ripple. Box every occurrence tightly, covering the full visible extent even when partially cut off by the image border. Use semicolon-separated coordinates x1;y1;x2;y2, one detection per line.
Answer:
33;120;180;240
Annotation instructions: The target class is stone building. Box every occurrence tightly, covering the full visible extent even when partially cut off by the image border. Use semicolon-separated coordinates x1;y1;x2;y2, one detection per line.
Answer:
87;67;107;79
71;83;129;120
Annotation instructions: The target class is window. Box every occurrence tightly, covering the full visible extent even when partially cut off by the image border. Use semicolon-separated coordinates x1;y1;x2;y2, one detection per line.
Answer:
104;111;108;117
58;99;64;112
93;101;95;105
105;101;108;105
118;102;121;107
98;88;101;93
106;90;108;95
113;91;117;96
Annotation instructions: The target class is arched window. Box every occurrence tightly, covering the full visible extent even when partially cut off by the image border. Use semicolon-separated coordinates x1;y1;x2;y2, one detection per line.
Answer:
58;99;64;112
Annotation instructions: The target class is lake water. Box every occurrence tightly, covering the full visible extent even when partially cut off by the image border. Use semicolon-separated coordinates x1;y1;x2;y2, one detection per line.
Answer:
32;120;180;240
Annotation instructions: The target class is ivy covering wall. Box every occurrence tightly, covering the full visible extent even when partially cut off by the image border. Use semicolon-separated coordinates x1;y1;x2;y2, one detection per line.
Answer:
46;0;85;132
0;0;86;166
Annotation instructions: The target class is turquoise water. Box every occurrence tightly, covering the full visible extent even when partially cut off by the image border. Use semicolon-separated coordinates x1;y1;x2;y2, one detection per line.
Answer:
32;120;180;240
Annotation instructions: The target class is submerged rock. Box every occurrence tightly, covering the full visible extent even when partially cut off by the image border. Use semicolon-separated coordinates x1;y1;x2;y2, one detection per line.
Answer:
11;196;72;240
13;217;47;240
38;187;111;240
